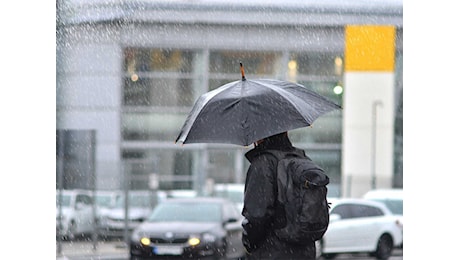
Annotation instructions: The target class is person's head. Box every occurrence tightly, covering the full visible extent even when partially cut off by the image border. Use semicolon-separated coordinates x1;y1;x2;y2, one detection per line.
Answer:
254;132;288;146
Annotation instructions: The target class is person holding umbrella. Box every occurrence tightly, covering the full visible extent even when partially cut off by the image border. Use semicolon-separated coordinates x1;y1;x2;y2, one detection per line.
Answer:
175;64;340;259
241;131;317;259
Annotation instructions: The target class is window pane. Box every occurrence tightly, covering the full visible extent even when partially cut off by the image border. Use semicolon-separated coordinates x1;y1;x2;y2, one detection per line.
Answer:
208;149;237;183
123;77;195;107
124;48;194;73
293;53;343;76
331;205;351;219
208;79;236;91
351;205;383;218
122;112;187;141
209;50;282;75
123;149;195;190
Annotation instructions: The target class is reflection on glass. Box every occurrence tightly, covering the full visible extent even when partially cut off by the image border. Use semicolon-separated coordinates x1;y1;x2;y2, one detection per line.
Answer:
209;50;282;75
124;48;194;73
123;78;194;107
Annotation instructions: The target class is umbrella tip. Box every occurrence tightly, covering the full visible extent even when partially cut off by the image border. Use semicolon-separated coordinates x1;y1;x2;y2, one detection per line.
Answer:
240;62;246;81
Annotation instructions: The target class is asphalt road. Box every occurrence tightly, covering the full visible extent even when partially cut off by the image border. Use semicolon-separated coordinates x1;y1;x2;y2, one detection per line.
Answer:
56;239;403;260
319;248;403;259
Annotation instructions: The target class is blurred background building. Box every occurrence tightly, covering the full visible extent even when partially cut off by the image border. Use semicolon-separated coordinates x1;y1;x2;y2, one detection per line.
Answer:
56;0;403;198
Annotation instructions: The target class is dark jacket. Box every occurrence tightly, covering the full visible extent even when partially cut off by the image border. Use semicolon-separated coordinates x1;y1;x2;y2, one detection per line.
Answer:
242;133;316;259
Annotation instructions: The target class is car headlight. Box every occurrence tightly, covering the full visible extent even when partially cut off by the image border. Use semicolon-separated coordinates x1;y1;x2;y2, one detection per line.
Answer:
131;231;152;246
188;237;200;246
140;237;151;246
188;233;216;247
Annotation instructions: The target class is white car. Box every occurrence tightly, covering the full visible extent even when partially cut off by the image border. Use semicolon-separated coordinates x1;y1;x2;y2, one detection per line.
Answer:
101;190;158;237
363;189;403;248
56;189;96;240
211;183;244;213
317;198;403;260
94;190;122;232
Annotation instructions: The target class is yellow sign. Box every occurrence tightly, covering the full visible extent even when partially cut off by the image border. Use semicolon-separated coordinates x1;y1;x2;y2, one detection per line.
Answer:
345;25;396;72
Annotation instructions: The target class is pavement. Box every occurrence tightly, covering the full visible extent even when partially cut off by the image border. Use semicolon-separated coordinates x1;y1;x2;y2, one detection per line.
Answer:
56;240;402;260
56;240;129;260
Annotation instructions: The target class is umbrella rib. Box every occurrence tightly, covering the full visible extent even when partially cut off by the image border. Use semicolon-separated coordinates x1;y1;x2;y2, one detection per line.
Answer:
239;80;250;145
176;80;239;143
248;79;311;123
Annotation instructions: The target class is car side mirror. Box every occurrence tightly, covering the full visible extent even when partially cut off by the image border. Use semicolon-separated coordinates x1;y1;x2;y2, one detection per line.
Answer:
329;213;341;222
223;217;238;227
226;218;238;223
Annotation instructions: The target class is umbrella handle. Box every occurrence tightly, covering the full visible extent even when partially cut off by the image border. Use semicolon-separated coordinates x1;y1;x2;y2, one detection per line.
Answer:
240;62;246;81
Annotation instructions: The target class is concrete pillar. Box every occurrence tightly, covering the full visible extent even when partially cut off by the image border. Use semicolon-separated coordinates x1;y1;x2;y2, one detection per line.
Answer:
342;25;396;197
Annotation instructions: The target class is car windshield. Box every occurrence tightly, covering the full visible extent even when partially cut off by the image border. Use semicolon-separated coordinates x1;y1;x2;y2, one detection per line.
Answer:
148;202;221;222
114;194;153;208
95;195;113;208
213;190;243;204
56;194;71;207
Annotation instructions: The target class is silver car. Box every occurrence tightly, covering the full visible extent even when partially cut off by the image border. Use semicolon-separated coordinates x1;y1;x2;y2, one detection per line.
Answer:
56;189;96;240
99;190;157;237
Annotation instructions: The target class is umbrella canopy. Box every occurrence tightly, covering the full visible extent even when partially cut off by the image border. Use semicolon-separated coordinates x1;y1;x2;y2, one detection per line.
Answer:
175;64;341;146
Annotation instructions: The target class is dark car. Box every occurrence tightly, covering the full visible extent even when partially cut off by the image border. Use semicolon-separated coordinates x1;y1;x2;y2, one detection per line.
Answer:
129;197;245;260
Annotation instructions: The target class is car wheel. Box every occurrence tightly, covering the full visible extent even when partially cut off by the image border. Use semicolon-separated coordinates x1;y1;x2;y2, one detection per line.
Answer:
374;234;393;260
322;253;336;259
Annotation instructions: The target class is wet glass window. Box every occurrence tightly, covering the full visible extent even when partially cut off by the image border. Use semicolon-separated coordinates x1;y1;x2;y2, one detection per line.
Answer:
330;205;352;219
122;112;187;141
76;195;92;206
209;50;282;75
208;150;237;183
292;53;343;76
350;204;384;218
120;47;344;191
124;48;194;73
123;77;195;107
57;194;71;207
122;149;195;190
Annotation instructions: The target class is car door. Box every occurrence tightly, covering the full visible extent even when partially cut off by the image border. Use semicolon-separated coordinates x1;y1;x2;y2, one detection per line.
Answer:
326;203;357;251
347;203;385;251
75;194;94;233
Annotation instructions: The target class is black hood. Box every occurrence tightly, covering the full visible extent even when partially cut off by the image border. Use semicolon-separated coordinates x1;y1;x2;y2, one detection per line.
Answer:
245;132;301;162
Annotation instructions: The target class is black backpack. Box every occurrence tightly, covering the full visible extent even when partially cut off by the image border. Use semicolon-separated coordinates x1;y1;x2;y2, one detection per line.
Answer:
265;150;330;245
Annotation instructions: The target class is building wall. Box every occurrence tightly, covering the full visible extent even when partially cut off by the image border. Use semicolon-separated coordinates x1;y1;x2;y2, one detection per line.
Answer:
56;0;403;195
56;24;124;189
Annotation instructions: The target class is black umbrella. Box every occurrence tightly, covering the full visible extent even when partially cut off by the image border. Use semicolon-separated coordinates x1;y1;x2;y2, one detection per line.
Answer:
175;63;341;146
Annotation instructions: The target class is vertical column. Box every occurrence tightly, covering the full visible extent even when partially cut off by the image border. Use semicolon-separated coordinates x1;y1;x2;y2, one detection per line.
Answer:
342;25;396;197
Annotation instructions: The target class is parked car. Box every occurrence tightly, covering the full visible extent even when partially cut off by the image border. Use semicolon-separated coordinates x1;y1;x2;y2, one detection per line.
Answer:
317;198;403;260
56;189;96;240
95;190;122;211
211;183;244;212
363;189;403;248
130;197;245;260
100;190;158;237
94;190;122;233
165;189;198;199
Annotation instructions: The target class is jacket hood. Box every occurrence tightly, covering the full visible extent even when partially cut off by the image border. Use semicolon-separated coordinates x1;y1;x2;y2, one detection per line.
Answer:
245;132;303;162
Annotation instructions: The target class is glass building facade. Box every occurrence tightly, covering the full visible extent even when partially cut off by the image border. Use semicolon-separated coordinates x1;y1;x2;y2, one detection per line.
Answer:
121;48;343;192
56;0;402;196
